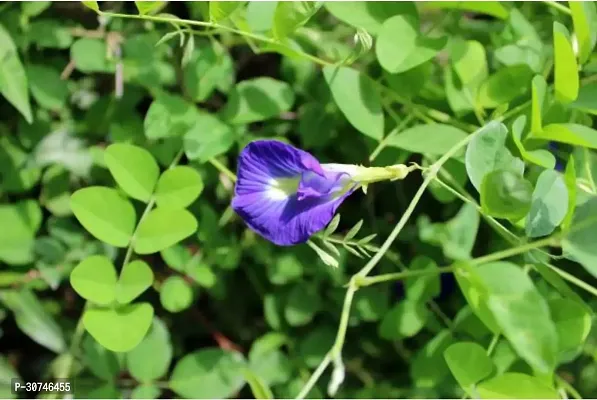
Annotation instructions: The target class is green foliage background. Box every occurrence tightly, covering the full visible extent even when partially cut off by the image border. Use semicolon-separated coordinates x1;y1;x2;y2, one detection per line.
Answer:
1;1;597;399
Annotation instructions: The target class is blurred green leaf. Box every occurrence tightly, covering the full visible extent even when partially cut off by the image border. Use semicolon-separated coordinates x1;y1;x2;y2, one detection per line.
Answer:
273;2;320;40
71;38;115;73
0;200;42;265
549;297;592;362
131;384;161;399
562;197;597;277
570;2;597;64
183;41;234;102
511;116;555;169
284;284;321;326
144;91;198;140
476;372;559;399
0;24;32;123
160;276;193;313
26;64;68;111
324;2;417;36
444;342;494;393
246;1;277;32
28;20;73;48
478;65;534;108
411;330;453;388
323;66;383;140
0;355;20;399
376;15;447;74
105;144;160;203
184;112;236;163
82;335;120;380
134;208;198;254
169;348;246;398
532;123;597;149
386;123;468;156
71;187;136;248
83;303;154;353
424;1;508;19
81;1;99;12
526;169;568;238
127;318;173;382
155;166;203;210
379;299;428;339
209;1;243;22
70;255;118;305
244;369;273;399
553;22;579;104
562;156;577;231
220;77;295;124
135;1;165;15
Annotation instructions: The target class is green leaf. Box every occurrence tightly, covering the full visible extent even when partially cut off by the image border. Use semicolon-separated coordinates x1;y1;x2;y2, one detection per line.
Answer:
0;24;32;123
71;186;136;248
267;254;303;285
424;1;508;19
0;355;19;398
443;202;480;261
511;116;555;169
386;123;468;156
453;262;500;334
0;200;42;265
155;166;203;210
562;156;577;231
284;284;321;326
379;300;428;339
444;342;494;393
83;303;154;353
70;255;118;305
184;113;236;163
530;75;547;133
209;1;243;22
160;276;193;313
452;39;488;90
183;41;234;102
105;144;160;203
478;262;558;374
525;169;568;238
411;330;454;388
376;15;447;74
549;298;592;362
569;82;597;115
478;65;534;108
553;22;579;104
354;286;389;322
169;349;246;399
405;256;440;303
562;197;597;277
249;333;292;385
246;1;277;32
144;91;198;140
481;170;533;220
532;123;597;149
134;1;165;15
323;66;383;140
71;38;115;73
81;1;99;12
27;64;68;111
134;208;198;254
272;2;320;40
244;369;274;399
324;2;417;35
127;318;173;382
131;385;161;399
476;372;559;399
116;260;154;304
570;2;597;64
82;335;120;380
28;20;73;49
0;289;66;353
220;77;294;124
465;121;524;192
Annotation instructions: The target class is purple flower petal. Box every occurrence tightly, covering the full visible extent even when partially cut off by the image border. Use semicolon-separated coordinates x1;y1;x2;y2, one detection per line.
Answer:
232;140;357;245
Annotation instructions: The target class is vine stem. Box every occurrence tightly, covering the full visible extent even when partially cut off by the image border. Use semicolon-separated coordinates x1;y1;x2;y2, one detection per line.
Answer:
356;266;454;287
295;124;484;399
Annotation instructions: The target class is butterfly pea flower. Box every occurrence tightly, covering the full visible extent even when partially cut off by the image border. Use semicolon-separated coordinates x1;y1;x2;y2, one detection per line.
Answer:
231;140;414;246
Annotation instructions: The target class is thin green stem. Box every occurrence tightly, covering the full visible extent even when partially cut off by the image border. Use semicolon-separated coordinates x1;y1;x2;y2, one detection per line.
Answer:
101;11;334;66
470;236;557;266
369;114;415;162
556;375;583;400
209;158;237;182
542;0;572;15
545;263;597;298
486;334;500;356
295;352;332;399
356;266;454;287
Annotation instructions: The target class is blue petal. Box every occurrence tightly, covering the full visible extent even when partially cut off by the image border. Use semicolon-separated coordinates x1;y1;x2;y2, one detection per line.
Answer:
232;140;357;245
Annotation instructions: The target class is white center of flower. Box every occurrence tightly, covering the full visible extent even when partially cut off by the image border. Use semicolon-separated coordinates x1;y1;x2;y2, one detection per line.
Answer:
267;176;300;200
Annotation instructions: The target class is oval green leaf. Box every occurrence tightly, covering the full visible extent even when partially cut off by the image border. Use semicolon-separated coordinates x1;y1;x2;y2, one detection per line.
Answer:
70;255;118;305
71;186;136;248
105;144;160;203
553;22;579;104
481;170;533;220
444;342;494;392
525;169;568;238
155;166;204;210
478;65;534;108
83;303;154;353
324;2;417;35
376;15;447;74
386;123;467;156
476;372;559;399
134;208;198;254
570;1;597;65
0;25;32;123
323;66;384;140
127;318;173;382
169;348;246;399
159;276;193;313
